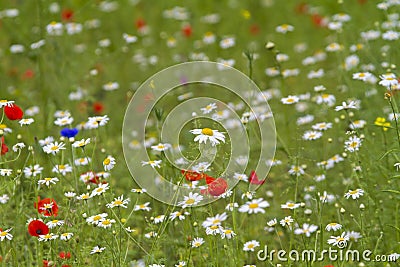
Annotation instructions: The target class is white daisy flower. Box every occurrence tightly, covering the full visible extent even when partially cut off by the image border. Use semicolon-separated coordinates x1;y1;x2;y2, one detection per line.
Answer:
189;128;225;146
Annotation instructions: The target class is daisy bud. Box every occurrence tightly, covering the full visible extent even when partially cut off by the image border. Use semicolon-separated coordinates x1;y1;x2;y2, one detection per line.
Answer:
300;202;306;207
28;146;33;151
359;203;365;210
265;41;275;50
82;213;87;218
340;114;346;120
340;207;346;213
69;137;75;142
193;222;198;227
17;134;22;139
348;111;354;117
328;138;333;142
304;209;312;215
101;148;106;153
17;169;21;174
0;129;3;136
121;218;127;223
60;136;65;141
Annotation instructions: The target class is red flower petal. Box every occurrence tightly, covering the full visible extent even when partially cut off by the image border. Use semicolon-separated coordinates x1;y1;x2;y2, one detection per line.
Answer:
249;170;265;185
181;170;205;181
202;177;227;197
4;104;24;120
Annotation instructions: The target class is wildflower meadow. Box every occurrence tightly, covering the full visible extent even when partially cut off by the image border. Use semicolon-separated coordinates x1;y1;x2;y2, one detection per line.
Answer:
1;0;400;266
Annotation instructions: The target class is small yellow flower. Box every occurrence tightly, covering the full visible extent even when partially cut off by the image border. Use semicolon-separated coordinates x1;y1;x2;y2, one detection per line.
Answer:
374;117;391;131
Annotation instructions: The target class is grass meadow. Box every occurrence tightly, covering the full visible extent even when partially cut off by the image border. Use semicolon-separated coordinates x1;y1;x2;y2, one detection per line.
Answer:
0;0;400;266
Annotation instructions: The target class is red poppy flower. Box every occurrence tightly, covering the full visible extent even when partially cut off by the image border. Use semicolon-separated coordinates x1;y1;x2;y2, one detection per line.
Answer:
28;220;49;237
201;177;228;196
249;170;265;185
22;69;34;80
1;136;8;155
181;170;206;181
4;103;24;120
59;251;71;259
182;24;192;37
295;3;309;14
43;260;50;267
249;24;260;35
93;102;104;114
311;14;327;28
61;8;74;21
358;0;367;4
34;197;59;217
135;18;146;30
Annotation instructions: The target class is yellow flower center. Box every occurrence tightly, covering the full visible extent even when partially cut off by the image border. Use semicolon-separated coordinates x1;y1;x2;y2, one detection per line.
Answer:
212;219;220;225
44;234;52;239
0;232;7;237
350;190;358;195
0;100;8;103
249;203;259;209
337;237;345;242
287;203;295;208
225;230;232;234
0;124;7;129
93;215;101;221
102;220;111;225
51;146;58;151
185;198;195;205
103;158;111;165
248;244;255;249
59;165;65;170
201;128;214;136
350;142;358;148
45;178;52;181
114;200;123;205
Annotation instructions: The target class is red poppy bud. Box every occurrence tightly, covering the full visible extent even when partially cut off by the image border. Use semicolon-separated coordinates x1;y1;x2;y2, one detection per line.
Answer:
1;136;8;155
4;104;24;120
59;251;71;259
